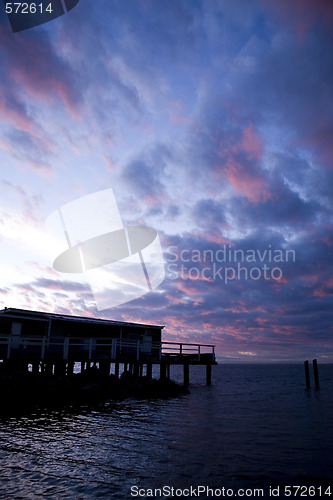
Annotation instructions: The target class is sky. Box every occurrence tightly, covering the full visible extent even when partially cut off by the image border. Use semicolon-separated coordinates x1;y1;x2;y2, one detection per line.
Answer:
0;0;332;363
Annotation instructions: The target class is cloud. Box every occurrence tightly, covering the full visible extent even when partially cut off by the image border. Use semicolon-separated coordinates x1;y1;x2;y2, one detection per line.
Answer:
0;0;332;361
121;143;173;209
2;129;55;175
262;0;333;44
33;277;90;293
0;88;36;135
192;199;228;229
0;25;81;116
1;180;46;225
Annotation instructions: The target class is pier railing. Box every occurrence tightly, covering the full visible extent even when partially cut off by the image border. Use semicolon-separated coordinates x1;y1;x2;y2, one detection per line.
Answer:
0;337;216;364
161;341;215;362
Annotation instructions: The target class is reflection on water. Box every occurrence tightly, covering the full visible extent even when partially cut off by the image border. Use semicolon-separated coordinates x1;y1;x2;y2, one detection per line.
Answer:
1;365;333;499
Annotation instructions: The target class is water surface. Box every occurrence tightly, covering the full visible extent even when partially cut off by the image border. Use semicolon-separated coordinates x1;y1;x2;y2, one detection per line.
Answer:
1;364;332;499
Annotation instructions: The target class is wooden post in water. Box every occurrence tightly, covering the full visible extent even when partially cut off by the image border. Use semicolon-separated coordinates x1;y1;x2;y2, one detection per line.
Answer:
99;361;110;376
133;362;139;377
42;362;53;375
313;359;320;389
160;362;166;380
304;360;311;388
54;361;66;377
67;361;74;377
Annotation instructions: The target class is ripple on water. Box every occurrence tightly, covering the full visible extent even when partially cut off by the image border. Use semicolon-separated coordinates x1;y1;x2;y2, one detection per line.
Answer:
0;365;333;499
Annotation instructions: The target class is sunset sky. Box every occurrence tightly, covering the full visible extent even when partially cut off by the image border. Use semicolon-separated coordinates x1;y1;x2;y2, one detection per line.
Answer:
0;0;332;362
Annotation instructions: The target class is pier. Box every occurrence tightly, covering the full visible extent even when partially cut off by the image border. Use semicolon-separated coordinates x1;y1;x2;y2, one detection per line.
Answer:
0;308;217;387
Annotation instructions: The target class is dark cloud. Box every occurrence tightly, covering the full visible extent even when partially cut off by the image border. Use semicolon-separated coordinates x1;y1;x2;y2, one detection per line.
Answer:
192;199;227;229
121;143;172;206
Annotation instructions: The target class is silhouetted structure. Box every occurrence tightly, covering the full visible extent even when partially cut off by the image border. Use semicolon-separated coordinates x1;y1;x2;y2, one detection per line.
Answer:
0;308;216;385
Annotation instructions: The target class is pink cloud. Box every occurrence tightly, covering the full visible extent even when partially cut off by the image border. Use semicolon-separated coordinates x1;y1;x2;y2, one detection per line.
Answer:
26;262;59;277
103;155;116;172
191;231;232;247
262;0;333;44
25;159;54;176
177;281;204;296
300;274;319;283
273;276;289;284
238;124;263;161
0;87;56;174
165;294;188;305
226;301;267;314
0;27;80;118
256;317;269;326
298;122;333;170
168;100;191;125
222;157;272;203
0;90;36;134
313;289;331;298
216;124;273;204
312;276;333;297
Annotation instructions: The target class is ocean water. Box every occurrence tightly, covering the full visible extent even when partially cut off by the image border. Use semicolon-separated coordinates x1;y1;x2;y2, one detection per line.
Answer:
0;364;332;499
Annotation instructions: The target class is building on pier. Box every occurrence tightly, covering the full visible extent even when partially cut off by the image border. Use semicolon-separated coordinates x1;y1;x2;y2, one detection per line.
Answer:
0;308;216;385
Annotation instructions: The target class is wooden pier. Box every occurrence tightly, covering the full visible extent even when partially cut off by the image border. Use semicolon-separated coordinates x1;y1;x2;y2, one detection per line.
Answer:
0;308;217;386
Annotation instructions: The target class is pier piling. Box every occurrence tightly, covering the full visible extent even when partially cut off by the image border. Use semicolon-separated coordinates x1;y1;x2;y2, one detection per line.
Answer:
313;359;320;389
304;360;311;389
133;363;140;378
67;361;74;377
160;362;167;380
